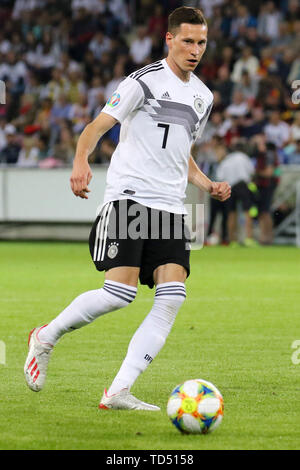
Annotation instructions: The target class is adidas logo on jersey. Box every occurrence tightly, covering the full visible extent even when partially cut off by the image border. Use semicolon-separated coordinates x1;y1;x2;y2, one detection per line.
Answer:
161;91;172;100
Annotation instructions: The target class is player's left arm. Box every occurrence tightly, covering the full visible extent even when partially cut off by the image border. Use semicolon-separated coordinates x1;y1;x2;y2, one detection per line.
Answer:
188;155;231;202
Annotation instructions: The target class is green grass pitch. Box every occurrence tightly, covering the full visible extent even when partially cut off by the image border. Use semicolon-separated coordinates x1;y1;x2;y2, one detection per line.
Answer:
0;241;300;450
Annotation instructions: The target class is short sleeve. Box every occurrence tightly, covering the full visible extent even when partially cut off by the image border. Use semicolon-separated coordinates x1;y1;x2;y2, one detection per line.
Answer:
101;77;144;123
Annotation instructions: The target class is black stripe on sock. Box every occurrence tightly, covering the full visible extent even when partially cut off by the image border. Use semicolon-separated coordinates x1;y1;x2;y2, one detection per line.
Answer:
104;284;136;299
104;281;137;296
156;286;186;293
155;292;186;298
103;286;134;303
104;285;136;301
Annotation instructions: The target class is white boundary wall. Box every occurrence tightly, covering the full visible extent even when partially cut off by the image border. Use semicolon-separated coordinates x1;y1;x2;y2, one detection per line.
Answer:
0;166;203;223
0;166;107;222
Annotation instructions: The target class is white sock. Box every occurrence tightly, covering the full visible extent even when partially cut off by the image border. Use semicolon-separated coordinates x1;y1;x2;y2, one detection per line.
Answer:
38;281;137;346
107;282;186;396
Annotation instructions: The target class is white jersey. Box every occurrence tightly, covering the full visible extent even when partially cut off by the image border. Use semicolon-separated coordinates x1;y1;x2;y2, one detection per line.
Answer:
101;58;213;214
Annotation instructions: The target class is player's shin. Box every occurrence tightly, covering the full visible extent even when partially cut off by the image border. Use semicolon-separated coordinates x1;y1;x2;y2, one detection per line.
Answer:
38;281;137;346
107;282;186;395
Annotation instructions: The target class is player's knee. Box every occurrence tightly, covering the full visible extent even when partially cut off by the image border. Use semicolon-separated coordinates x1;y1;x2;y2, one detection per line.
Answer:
156;295;185;316
154;283;186;323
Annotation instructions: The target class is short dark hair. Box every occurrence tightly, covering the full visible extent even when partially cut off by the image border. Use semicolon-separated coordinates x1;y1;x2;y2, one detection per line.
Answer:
168;6;207;34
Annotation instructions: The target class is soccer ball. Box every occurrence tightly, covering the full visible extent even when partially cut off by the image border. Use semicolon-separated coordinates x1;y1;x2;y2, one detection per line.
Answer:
167;379;224;434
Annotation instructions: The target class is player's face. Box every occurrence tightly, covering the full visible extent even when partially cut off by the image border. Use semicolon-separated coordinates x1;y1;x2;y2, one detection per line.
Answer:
166;23;208;77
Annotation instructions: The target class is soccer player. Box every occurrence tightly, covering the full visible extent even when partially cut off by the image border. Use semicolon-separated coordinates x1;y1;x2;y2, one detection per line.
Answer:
24;7;231;410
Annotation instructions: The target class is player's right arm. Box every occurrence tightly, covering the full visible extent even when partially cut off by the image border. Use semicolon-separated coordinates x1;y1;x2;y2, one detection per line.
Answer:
70;112;118;199
188;155;231;202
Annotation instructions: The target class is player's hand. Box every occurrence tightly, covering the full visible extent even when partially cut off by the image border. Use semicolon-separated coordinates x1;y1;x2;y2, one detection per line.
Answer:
70;161;92;199
210;181;231;202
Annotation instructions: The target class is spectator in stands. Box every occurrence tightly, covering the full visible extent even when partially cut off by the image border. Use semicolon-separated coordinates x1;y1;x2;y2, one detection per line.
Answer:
37;30;61;66
88;31;111;61
211;89;225;113
98;51;113;83
231;46;260;83
57;52;80;77
23;31;39;68
226;90;249;118
253;135;280;244
91;90;106;120
287;52;300;85
0;118;7;152
244;26;267;58
213;65;234;108
276;49;295;84
256;74;285;110
286;19;300;56
257;2;282;40
264;109;291;149
216;140;256;247
217;45;235;72
17;130;40;167
241;106;267;139
52;124;76;165
104;61;125;102
91;136;117;164
204;137;229;246
192;0;225;19
49;92;72;146
233;70;259;105
147;4;167;39
69;92;90;134
270;22;293;57
0;31;11;56
87;75;105;115
230;4;257;38
42;68;69;102
258;46;278;79
66;68;87;104
287;139;300;164
285;0;300;29
106;0;131;32
12;0;46;20
71;0;102;16
129;25;152;65
0;51;27;96
0;124;21;164
11;93;37;130
68;7;95;62
290;111;300;142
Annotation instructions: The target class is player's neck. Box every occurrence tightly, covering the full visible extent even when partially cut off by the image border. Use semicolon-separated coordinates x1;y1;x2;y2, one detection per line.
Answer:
165;56;191;83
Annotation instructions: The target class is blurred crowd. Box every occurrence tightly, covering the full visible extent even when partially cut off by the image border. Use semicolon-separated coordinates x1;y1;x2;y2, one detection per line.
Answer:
0;0;299;169
0;0;299;243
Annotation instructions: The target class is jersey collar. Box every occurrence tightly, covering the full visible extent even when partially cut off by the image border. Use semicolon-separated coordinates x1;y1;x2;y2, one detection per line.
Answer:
162;58;192;87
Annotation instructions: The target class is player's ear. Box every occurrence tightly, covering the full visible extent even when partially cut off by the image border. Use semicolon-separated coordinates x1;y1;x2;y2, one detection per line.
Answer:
165;31;173;47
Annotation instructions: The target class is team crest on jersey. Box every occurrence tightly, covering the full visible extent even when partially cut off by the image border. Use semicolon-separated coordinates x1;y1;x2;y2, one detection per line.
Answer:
107;93;120;108
107;242;119;259
194;97;205;114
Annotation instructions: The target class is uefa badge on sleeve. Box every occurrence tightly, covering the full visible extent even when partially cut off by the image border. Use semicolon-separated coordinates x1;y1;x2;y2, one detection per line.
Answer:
107;93;121;108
